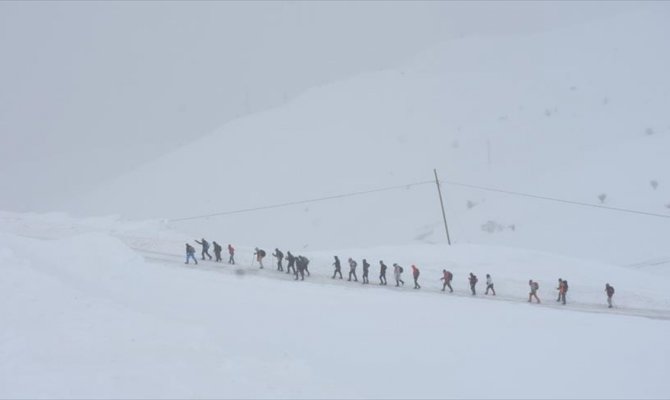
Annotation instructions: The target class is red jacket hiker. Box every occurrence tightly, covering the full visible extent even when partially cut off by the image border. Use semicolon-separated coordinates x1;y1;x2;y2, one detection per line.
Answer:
411;265;421;289
227;244;235;264
441;269;453;292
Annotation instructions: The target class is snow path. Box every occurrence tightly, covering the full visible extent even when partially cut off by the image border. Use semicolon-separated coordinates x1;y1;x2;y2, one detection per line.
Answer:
130;245;670;322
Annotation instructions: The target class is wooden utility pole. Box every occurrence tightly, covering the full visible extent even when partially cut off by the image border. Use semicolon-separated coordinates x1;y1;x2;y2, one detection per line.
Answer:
433;169;452;245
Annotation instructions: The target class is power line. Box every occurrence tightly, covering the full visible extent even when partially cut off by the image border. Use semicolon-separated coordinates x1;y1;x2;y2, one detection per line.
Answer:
168;176;670;223
442;180;670;219
169;180;435;222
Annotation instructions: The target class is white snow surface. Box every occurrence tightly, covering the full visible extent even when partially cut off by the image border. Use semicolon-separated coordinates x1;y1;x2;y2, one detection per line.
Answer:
1;211;669;398
4;9;670;399
64;11;670;268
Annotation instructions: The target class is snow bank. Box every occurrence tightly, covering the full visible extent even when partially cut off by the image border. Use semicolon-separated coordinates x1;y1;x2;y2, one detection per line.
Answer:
2;217;669;398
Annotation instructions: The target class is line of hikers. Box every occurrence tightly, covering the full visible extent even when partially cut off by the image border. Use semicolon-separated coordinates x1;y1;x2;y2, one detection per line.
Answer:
254;247;312;281
184;240;616;308
186;239;236;265
186;240;312;281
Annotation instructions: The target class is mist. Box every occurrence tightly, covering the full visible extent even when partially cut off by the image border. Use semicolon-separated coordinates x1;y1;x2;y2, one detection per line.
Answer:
0;1;655;214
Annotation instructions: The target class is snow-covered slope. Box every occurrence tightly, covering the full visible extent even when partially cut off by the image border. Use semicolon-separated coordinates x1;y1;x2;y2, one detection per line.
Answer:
69;11;670;266
1;212;669;398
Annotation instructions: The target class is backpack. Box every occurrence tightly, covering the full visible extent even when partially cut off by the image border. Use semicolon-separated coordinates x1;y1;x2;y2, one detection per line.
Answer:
399;266;404;273
276;250;283;258
563;280;569;292
533;282;539;291
259;249;266;257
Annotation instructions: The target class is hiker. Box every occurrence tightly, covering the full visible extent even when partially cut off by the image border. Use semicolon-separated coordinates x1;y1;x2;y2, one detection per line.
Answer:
362;259;370;284
605;283;615;308
295;255;309;281
294;256;305;281
379;261;388;285
348;258;358;282
286;251;296;275
195;238;212;260
556;279;563;302
485;274;496;295
185;243;198;265
303;255;311;277
469;273;478;295
227;244;235;264
528;280;541;303
273;248;284;271
332;256;343;279
411;265;421;289
393;263;405;287
255;247;266;269
440;269;453;292
558;279;568;305
212;241;223;262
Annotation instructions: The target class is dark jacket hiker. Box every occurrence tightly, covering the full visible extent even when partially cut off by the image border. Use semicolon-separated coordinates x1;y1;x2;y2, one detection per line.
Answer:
195;238;212;260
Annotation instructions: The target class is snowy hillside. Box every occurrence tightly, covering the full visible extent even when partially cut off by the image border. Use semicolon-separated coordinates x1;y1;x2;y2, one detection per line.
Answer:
1;211;670;398
66;11;670;267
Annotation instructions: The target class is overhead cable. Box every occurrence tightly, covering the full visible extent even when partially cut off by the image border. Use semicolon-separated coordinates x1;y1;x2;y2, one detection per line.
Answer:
169;180;434;222
442;180;670;219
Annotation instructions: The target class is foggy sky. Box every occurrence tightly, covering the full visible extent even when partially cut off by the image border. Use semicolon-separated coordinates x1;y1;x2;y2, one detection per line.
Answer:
0;1;659;213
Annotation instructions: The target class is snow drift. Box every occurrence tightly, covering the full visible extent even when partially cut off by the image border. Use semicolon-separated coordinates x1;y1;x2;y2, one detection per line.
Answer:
1;212;670;398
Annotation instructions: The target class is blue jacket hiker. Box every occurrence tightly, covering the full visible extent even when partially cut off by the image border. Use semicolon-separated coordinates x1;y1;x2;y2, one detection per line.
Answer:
185;243;198;265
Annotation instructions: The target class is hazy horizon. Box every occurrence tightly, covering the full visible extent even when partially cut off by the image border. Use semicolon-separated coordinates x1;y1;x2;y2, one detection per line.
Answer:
1;1;661;214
